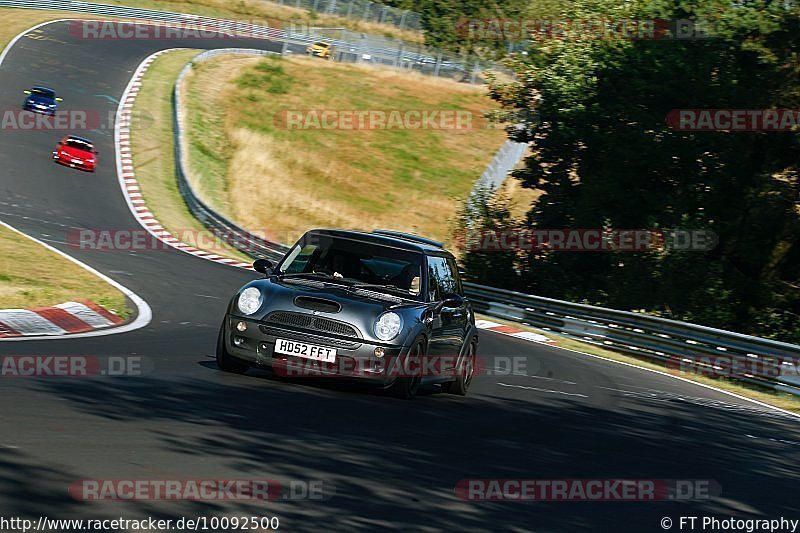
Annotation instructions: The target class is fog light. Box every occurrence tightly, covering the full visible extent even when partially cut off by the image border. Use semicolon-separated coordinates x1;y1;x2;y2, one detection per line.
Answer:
374;347;385;358
233;336;245;347
236;321;247;332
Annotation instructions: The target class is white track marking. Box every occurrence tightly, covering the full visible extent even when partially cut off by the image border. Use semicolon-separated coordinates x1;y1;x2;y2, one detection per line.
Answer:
497;382;588;398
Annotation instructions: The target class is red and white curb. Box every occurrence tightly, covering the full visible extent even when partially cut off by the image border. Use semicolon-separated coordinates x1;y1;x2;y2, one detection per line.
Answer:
475;319;556;344
115;49;253;270
0;300;124;338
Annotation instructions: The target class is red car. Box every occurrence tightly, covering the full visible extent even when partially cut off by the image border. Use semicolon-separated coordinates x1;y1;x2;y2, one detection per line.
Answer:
53;135;97;172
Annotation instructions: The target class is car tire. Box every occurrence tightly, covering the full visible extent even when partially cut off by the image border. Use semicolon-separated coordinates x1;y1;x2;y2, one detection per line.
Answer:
387;338;424;399
216;323;249;374
442;342;475;396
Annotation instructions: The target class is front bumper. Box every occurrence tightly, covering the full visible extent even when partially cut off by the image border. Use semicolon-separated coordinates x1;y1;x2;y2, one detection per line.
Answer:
222;314;404;385
53;152;95;171
24;104;56;115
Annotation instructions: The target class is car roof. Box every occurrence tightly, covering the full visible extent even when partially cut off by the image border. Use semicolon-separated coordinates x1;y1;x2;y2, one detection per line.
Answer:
305;228;453;256
31;86;54;92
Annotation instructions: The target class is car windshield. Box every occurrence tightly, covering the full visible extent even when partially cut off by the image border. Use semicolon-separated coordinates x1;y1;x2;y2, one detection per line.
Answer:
279;234;423;299
314;42;329;48
64;138;93;152
31;88;55;99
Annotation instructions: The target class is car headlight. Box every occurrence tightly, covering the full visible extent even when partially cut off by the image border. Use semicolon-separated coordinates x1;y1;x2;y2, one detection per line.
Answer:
374;312;403;341
237;287;263;315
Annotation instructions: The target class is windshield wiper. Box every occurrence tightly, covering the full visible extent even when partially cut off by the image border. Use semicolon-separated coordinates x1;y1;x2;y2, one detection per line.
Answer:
279;272;349;284
349;283;408;295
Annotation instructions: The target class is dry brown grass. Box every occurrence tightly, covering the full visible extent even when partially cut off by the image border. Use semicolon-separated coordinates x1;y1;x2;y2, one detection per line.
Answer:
105;0;423;43
184;55;507;245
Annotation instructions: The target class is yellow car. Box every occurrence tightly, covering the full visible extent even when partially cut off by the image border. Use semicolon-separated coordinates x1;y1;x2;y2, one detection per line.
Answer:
306;41;334;60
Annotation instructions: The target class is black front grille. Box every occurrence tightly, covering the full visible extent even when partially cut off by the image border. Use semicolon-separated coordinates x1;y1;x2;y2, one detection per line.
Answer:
264;311;360;338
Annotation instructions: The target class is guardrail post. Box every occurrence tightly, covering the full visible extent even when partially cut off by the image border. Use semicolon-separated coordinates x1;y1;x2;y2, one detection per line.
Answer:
434;53;442;76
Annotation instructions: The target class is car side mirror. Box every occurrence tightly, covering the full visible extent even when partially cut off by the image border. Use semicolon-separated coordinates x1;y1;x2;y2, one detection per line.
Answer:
253;258;274;275
23;90;30;95
438;293;464;310
55;97;63;102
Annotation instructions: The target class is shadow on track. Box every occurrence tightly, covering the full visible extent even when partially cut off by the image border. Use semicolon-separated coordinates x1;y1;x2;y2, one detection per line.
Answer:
4;368;796;531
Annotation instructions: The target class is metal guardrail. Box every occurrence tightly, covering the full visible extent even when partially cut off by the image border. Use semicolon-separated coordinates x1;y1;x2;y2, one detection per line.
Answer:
0;0;500;82
171;50;800;398
465;282;800;395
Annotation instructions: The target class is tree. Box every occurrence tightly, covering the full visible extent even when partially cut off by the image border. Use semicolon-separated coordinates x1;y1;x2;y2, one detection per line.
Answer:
470;0;800;340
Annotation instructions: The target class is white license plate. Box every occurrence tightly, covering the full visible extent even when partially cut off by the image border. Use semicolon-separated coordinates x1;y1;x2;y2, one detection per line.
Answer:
274;338;337;363
72;159;81;164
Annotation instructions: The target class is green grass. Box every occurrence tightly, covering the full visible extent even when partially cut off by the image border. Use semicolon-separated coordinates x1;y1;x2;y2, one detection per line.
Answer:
0;225;131;318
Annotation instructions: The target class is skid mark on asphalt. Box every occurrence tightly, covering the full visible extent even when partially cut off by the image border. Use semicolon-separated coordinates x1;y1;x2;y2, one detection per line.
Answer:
94;93;120;103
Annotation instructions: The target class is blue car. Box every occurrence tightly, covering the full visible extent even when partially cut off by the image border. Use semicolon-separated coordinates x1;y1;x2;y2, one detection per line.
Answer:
22;86;62;116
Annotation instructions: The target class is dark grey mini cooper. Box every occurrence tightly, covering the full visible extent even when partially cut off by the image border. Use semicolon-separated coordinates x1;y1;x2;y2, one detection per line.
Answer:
217;229;478;398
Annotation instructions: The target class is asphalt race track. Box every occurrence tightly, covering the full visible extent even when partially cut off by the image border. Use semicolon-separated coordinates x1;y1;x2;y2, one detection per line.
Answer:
0;20;798;532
